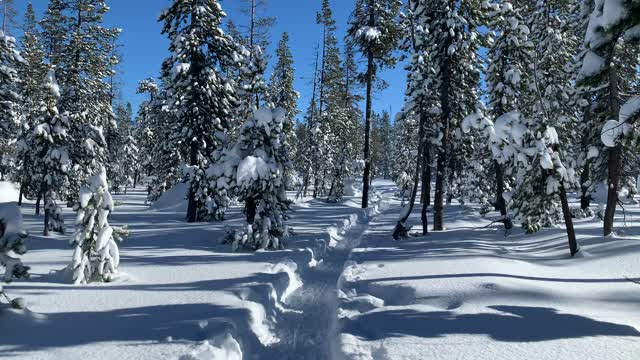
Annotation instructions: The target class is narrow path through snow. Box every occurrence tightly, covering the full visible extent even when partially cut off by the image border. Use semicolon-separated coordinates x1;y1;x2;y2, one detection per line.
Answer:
260;184;396;360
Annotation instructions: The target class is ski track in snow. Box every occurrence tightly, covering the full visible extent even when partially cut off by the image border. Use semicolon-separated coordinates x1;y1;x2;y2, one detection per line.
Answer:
259;183;395;360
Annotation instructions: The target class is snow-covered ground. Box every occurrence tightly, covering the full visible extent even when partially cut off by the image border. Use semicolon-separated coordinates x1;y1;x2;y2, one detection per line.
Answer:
338;192;640;360
2;180;640;359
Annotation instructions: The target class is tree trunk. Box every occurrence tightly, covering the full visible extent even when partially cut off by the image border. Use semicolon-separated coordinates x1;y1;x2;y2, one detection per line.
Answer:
434;38;452;231
246;197;257;224
35;186;42;215
186;141;198;223
18;180;24;206
421;142;431;235
559;183;579;256
580;161;591;210
603;48;621;236
361;49;374;209
495;161;513;229
393;111;425;240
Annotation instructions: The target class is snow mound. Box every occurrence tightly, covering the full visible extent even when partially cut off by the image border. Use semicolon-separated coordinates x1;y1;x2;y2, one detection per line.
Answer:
149;183;189;212
0;182;19;203
180;333;242;360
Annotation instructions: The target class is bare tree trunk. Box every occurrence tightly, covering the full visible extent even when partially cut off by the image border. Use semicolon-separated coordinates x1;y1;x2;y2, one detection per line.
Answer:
560;183;578;256
186;141;198;223
603;47;621;236
18;179;24;206
361;0;376;209
495;161;513;229
434;38;452;231
421;143;431;234
361;50;374;209
580;161;591;210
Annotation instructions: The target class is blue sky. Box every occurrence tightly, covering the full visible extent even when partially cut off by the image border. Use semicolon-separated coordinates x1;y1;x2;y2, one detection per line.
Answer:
15;0;406;122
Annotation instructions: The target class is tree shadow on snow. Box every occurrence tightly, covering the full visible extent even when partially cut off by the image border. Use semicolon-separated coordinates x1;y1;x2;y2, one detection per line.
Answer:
341;305;640;342
0;303;256;356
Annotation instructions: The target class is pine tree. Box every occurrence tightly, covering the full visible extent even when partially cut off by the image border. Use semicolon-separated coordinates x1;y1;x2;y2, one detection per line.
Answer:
416;0;484;231
578;0;640;236
70;167;127;284
0;202;29;309
33;70;71;236
0;30;22;182
462;1;531;230
15;2;47;206
348;0;402;208
160;0;240;222
268;32;299;190
225;109;291;250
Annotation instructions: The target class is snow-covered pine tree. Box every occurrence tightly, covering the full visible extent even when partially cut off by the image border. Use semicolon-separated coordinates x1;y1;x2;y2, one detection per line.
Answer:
234;0;275;124
462;1;532;229
136;83;182;204
578;0;640;236
15;2;47;206
0;29;22;182
510;1;580;254
39;0;69;72
417;0;484;231
70;167;127;284
0;202;29;309
33;69;71;236
48;0;120;205
160;0;240;222
109;103;138;194
269;32;299;133
268;32;299;190
227;109;291;250
348;0;402;208
393;0;436;238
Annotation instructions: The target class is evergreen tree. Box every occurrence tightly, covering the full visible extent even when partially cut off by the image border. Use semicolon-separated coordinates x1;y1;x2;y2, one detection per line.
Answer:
0;202;29;309
159;0;240;222
33;70;70;236
70;167;127;284
15;2;47;206
578;0;640;236
416;0;484;231
348;0;402;208
224;109;291;250
268;32;299;189
0;30;22;182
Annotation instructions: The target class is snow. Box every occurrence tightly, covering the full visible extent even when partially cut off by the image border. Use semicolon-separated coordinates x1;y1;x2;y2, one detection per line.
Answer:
4;181;640;359
579;51;605;80
619;96;640;124
357;26;382;42
601;119;623;147
236;156;269;187
0;182;19;203
149;182;189;212
338;189;640;360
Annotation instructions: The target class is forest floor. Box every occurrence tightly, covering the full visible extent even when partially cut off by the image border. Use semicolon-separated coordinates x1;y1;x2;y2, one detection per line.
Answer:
1;180;640;359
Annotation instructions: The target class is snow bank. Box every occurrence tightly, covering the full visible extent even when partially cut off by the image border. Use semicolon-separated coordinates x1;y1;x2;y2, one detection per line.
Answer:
0;182;19;203
180;333;242;360
149;183;189;212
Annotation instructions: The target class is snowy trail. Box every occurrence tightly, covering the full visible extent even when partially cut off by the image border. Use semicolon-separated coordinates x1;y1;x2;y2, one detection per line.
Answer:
260;183;396;360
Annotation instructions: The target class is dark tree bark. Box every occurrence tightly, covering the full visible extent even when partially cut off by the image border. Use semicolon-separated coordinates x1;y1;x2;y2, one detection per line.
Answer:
560;183;579;256
361;50;374;209
603;46;621;236
495;161;513;230
434;37;452;231
361;1;375;209
186;141;198;223
421;143;431;235
580;161;592;210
